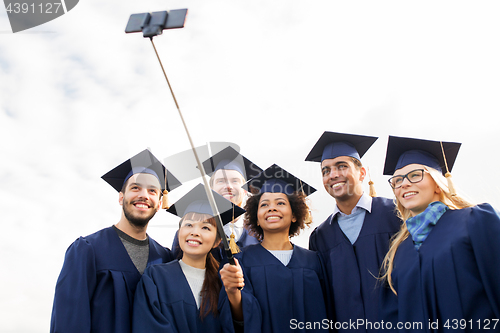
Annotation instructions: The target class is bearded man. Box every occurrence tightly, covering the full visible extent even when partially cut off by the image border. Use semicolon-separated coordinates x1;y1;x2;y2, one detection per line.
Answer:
50;149;181;333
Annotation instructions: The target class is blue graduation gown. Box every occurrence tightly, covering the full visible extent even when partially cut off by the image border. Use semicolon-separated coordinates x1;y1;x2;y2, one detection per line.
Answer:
132;260;229;333
220;243;328;332
50;226;173;333
380;203;500;332
309;197;402;332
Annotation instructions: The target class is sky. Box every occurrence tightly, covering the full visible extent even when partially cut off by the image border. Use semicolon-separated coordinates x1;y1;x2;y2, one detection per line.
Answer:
1;0;500;332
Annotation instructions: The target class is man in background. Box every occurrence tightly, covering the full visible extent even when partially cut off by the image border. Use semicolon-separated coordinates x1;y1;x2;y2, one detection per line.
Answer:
172;146;262;261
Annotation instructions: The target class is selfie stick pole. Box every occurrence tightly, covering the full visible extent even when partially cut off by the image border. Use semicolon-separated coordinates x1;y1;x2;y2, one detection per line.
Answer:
149;38;237;266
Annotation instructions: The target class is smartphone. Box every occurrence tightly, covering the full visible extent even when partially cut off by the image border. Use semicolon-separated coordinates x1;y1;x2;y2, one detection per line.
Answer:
125;9;188;34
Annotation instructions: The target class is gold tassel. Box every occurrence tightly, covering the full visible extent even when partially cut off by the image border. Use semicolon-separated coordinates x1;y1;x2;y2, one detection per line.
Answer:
440;141;457;197
367;167;377;197
229;233;240;254
368;180;377;198
162;190;169;209
445;172;457;197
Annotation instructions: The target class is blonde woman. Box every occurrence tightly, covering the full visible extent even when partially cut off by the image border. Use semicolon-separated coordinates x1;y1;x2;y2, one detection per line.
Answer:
379;136;500;332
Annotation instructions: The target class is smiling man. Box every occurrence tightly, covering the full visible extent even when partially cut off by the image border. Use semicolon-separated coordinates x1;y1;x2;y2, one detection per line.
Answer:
204;147;263;256
306;132;401;333
172;146;263;261
211;168;247;207
50;149;181;333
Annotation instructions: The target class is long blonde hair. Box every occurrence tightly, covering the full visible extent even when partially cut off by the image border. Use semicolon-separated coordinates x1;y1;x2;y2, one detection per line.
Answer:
380;166;474;294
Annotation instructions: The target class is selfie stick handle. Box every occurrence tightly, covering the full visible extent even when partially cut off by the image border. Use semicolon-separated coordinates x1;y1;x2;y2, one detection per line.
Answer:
149;38;236;266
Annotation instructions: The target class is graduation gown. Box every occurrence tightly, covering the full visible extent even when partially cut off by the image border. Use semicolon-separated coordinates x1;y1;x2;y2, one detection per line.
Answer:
50;226;173;333
309;197;402;332
380;203;500;332
219;243;328;332
132;260;229;333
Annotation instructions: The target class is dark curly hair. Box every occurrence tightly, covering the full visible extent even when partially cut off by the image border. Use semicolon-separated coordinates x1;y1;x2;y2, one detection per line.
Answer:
244;191;312;241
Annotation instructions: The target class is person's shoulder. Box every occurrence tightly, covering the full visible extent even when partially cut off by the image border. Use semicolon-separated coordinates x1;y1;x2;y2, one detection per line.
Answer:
237;243;265;265
371;197;400;217
79;226;114;241
470;202;497;214
145;259;180;276
293;245;320;260
241;243;261;253
241;242;261;249
371;196;396;208
61;228;114;261
445;204;500;241
67;227;113;249
444;203;493;216
293;244;314;254
453;203;499;222
148;236;173;254
313;214;335;232
239;228;260;246
292;245;323;270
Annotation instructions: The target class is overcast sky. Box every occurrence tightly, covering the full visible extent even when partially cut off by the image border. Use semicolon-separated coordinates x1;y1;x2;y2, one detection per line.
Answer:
2;1;500;332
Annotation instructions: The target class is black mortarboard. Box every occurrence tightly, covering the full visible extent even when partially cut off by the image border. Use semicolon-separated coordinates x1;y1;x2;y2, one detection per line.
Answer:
166;183;245;225
305;131;378;162
202;146;263;181
383;136;461;176
244;164;316;196
101;149;182;192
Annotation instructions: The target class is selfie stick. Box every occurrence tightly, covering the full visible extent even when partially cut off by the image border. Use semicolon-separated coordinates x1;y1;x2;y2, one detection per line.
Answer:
125;9;237;266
